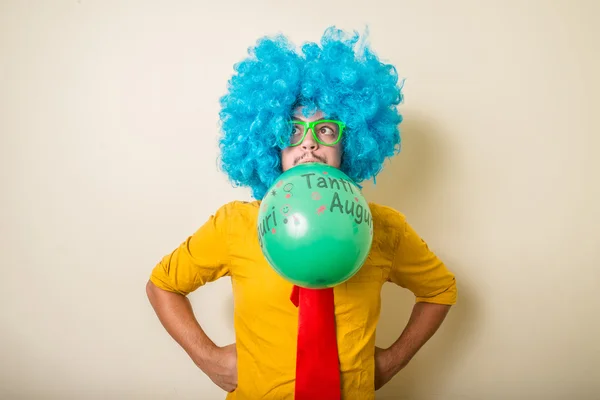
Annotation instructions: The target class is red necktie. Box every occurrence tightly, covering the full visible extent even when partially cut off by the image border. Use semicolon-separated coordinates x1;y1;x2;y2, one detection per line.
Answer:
290;285;341;400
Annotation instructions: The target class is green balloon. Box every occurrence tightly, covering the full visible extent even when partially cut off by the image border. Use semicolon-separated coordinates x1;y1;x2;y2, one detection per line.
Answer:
257;162;373;288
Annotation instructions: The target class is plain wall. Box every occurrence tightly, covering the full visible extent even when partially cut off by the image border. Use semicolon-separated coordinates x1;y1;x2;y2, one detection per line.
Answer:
1;1;598;399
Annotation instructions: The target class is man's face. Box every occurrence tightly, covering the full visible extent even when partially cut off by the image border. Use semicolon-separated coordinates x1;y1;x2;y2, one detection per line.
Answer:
280;108;343;172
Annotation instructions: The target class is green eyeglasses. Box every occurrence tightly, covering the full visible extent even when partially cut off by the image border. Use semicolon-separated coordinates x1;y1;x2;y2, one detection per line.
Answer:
285;120;345;147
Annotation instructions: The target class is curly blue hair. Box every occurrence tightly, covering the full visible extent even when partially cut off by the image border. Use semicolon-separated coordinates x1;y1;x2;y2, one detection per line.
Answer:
218;26;404;199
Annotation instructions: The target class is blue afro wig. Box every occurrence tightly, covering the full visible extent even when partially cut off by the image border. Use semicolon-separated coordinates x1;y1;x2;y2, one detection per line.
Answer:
218;26;404;199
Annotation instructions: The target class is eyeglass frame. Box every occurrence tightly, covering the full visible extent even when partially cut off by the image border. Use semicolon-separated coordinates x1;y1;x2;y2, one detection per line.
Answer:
284;120;346;147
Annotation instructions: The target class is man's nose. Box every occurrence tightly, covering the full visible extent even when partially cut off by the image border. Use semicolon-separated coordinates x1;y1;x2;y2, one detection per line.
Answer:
301;128;319;150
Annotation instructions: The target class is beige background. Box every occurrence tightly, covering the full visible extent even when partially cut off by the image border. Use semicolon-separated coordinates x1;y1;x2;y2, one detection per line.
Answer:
1;0;599;399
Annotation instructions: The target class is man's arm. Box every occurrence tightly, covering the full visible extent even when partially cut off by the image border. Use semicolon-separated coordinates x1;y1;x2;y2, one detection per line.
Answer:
375;302;451;390
146;280;237;392
376;210;457;389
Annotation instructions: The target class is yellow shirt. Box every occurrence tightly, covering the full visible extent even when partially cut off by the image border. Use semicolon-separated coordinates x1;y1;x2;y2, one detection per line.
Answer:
150;200;457;399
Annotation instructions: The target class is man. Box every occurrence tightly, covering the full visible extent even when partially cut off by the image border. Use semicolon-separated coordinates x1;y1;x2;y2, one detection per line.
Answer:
146;27;457;399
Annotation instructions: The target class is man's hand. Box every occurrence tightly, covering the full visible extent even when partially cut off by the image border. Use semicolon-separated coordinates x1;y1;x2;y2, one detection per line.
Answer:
374;346;402;390
197;343;238;392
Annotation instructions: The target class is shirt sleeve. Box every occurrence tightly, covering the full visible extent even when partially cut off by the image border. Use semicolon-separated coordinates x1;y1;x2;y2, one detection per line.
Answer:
388;219;457;305
149;204;232;296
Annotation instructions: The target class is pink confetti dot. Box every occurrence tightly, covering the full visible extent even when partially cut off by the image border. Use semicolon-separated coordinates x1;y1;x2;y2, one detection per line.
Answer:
271;228;276;234
286;193;291;198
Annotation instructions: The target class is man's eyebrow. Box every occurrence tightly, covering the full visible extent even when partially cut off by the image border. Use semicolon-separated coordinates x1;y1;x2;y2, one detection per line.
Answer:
291;117;327;122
